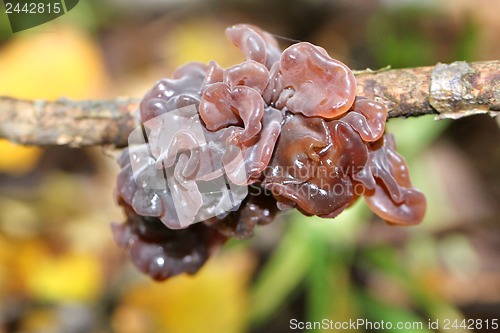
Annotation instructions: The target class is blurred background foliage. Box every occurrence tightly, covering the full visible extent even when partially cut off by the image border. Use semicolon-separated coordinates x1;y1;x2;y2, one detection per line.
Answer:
0;0;499;332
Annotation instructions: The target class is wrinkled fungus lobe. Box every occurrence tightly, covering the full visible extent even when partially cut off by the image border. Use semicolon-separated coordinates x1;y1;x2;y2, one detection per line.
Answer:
114;24;426;280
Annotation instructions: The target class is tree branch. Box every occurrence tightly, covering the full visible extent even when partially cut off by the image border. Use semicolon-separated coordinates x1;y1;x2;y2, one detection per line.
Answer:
356;60;500;119
1;61;498;148
0;97;139;148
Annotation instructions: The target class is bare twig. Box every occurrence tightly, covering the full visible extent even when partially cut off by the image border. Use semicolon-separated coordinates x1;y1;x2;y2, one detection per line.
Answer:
0;61;498;147
0;97;139;148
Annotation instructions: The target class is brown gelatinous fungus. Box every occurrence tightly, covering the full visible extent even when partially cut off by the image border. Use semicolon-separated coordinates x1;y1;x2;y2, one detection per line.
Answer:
114;24;426;280
112;198;227;281
274;42;357;118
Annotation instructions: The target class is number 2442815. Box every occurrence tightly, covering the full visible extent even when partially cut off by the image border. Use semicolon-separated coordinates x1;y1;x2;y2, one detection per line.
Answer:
443;319;498;330
5;2;62;14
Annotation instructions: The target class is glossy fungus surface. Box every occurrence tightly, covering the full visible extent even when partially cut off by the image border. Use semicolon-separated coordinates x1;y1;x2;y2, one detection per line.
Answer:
114;23;426;280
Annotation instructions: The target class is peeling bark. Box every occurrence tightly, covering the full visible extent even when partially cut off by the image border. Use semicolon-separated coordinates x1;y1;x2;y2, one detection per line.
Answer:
355;60;500;119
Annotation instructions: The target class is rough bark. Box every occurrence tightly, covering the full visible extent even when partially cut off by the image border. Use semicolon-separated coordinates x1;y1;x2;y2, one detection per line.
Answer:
0;97;139;148
356;60;500;119
0;61;498;148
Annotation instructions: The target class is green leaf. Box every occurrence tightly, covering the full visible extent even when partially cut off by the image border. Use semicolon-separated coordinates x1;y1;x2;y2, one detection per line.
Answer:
249;220;314;326
386;115;451;160
356;289;431;333
305;236;331;329
362;245;470;332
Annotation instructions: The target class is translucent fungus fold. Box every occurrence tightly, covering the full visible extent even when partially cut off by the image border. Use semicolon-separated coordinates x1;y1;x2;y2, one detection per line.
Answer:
114;23;426;280
278;42;356;118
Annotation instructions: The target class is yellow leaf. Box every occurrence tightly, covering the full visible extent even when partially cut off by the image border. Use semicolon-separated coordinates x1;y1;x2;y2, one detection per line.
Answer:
21;247;103;302
0;25;108;100
114;250;255;333
0;234;16;297
0;140;42;174
164;19;244;69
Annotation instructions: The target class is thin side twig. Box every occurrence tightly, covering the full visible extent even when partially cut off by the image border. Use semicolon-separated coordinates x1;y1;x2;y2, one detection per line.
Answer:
0;60;498;148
